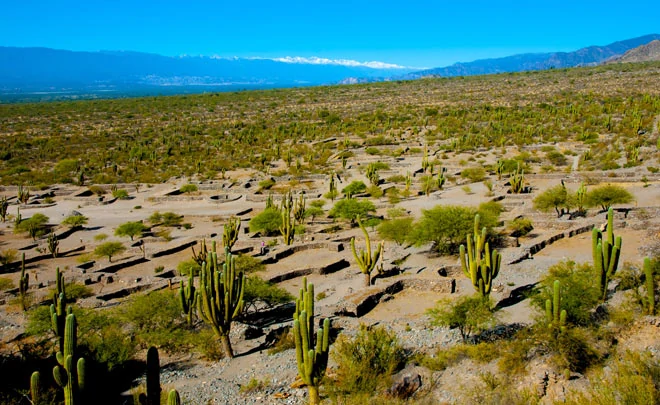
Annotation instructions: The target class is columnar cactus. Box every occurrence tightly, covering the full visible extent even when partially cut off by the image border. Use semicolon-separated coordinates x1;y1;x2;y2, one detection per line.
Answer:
280;208;295;246
51;268;71;353
421;145;429;173
0;196;8;222
191;239;212;266
459;214;502;297
437;166;447;190
139;346;161;405
180;270;196;327
644;257;655;315
293;277;330;405
546;280;567;332
329;173;336;199
575;183;587;213
223;217;241;252
509;162;525;194
496;160;504;180
350;217;384;287
366;163;379;186
168;389;182;405
294;194;306;225
19;253;29;311
17;184;30;204
593;208;622;301
48;231;59;258
196;249;245;358
30;371;41;405
405;171;412;192
52;313;86;405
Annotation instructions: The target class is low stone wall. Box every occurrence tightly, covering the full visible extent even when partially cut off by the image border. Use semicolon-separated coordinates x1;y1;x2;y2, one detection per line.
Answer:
94;257;149;274
149;240;197;259
267;258;350;283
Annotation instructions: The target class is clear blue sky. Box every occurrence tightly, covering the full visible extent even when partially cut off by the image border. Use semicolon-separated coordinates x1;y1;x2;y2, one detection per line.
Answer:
1;0;658;68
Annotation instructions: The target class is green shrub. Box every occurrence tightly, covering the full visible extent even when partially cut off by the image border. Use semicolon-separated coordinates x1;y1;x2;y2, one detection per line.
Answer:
176;259;201;276
327;325;406;398
427;294;498;343
0;277;15;290
258;178;276;190
61;214;88;228
267;329;295;355
0;249;18;265
377;217;413;246
243;276;294;313
234;254;265;273
112;189;130;199
530;260;601;326
115;221;147;241
341;181;367;196
586;184;635;210
508;217;533;237
328;199;376;223
15;213;49;239
179;184;198;194
461;167;487;183
546;150;568;166
94;241;126;262
249;207;282;236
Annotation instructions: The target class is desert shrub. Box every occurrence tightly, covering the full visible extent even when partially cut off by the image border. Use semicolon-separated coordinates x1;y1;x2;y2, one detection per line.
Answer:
366;185;383;198
546;150;567;166
191;327;226;361
239;377;271;394
94;241;126;262
327;325;406;398
386;174;406;183
409;204;499;254
461;167;487;183
0;277;15;290
562;351;660;405
365;147;382;155
118;290;192;352
49;281;93;302
586;184;635;210
530;260;601;326
112;189;130;199
61;214;88;228
341;180;367;197
428;294;498;343
15;213;49;239
115;221;147;241
88;185;106;196
258;178;275;190
160;212;183;227
328;199;376;223
243;276;294;313
267;329;295;355
377;217;413;246
179;184;198;194
233;254;265;273
533;184;572;217
508;217;533;237
77;308;137;372
176;259;201;276
416;342;500;372
249;207;282;236
0;248;18;265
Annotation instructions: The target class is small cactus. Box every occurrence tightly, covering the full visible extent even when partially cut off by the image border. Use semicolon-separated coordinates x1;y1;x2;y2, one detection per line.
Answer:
293;194;306;225
593;208;622;301
30;371;41;405
52;313;85;405
0;196;8;222
496;160;504;180
19;253;29;311
180;270;196;327
139;346;161;405
293;278;330;405
48;231;59;258
222;217;241;252
168;389;182;405
437;167;446;190
280;207;295;246
460;214;501;297
350;217;383;287
191;239;212;266
546;280;567;333
509;162;525;194
51;268;71;353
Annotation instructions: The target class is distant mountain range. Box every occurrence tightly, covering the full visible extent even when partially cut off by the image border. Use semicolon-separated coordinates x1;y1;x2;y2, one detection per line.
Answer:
1;34;659;102
608;39;660;63
407;34;660;79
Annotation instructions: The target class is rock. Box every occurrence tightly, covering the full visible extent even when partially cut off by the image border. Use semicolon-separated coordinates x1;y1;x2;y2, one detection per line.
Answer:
386;367;422;399
243;325;264;340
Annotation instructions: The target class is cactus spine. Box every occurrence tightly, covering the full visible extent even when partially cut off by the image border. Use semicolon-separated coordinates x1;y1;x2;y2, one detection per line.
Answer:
180;270;196;327
19;253;29;311
593;208;622;301
545;280;567;332
644;257;655;315
460;214;502;297
48;231;59;258
293;278;330;405
222;217;241;252
196;248;245;358
509;162;525;193
350;217;384;287
52;313;85;405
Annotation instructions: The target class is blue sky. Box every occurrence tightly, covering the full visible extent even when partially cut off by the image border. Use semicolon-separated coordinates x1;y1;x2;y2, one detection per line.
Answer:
1;0;658;68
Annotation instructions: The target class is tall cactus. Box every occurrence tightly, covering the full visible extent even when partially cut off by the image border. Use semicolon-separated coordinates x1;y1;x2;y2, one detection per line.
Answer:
139;346;161;405
350;217;384;287
421;144;429;173
17;184;30;204
328;173;337;201
51;268;71;353
509;162;525;194
48;231;60;258
293;194;306;225
19;253;29;311
459;214;502;297
545;280;567;333
0;196;8;222
52;313;86;405
223;217;241;252
496;160;504;180
593;208;622;301
30;371;41;405
437;166;446;190
643;257;655;315
280;208;295;246
180;270;196;327
366;163;380;186
196;248;245;358
191;239;213;266
575;183;587;213
293;278;330;405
